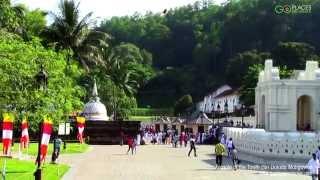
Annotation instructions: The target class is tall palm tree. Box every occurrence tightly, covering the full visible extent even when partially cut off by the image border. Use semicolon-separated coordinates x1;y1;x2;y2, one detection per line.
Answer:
42;0;109;71
102;47;139;96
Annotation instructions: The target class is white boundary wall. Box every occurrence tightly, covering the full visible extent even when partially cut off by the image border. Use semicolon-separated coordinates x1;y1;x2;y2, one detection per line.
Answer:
224;127;319;159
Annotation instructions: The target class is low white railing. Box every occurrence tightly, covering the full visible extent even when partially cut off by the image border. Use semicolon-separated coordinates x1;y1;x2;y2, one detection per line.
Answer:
224;127;318;159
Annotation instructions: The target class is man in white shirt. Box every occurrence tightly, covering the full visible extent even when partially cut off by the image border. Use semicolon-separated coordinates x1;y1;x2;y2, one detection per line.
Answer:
307;153;320;180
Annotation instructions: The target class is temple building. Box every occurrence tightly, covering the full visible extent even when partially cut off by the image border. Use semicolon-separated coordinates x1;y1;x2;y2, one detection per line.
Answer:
151;112;213;134
255;59;320;131
225;59;320;160
197;85;240;114
83;79;109;121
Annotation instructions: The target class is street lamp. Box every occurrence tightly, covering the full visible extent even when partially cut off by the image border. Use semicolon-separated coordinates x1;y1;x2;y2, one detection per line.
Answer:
217;104;221;124
34;64;48;180
211;110;215;125
241;104;246;128
112;85;117;121
35;64;48;91
224;100;228;122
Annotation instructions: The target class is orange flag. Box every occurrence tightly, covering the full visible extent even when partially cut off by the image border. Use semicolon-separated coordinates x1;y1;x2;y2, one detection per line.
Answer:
40;117;53;162
20;116;29;149
2;113;14;155
76;117;85;144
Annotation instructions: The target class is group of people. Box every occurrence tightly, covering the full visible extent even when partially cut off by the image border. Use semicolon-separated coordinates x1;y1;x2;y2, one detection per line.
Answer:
144;128;198;157
122;126;201;157
214;134;240;170
141;126;194;147
122;124;320;180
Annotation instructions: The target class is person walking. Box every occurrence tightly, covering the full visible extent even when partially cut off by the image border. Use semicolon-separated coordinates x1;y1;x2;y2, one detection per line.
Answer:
220;134;226;145
315;146;320;160
315;146;320;180
188;135;197;157
215;141;226;168
51;136;63;164
157;132;162;145
133;138;137;154
226;138;234;157
152;133;157;144
231;145;239;170
179;132;183;147
184;132;188;147
120;131;124;146
136;133;141;146
165;131;170;144
126;136;134;155
173;133;179;148
307;153;320;180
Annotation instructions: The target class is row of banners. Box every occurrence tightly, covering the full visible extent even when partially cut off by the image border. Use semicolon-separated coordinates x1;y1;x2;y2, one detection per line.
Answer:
1;113;86;164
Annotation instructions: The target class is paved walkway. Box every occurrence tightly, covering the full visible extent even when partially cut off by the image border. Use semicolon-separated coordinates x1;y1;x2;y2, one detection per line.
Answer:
61;145;309;180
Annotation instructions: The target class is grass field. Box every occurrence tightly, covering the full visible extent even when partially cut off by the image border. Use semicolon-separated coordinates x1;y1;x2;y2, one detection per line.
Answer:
0;142;89;156
129;116;154;122
0;158;69;180
0;143;87;180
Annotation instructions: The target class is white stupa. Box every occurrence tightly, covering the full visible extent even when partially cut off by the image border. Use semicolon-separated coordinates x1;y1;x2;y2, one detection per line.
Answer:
83;79;109;121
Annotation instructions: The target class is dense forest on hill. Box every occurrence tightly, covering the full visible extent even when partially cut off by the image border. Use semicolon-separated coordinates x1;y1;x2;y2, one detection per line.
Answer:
99;0;320;107
1;0;320;123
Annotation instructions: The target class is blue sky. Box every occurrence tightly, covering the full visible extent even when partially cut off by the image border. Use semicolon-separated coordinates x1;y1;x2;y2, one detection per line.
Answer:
13;0;225;21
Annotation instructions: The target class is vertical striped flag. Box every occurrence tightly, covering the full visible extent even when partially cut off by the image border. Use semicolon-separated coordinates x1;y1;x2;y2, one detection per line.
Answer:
76;117;85;144
2;113;14;155
20;116;29;149
40;117;53;162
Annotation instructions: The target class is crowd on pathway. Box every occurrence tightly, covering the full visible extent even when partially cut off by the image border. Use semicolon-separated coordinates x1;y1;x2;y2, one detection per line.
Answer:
140;125;222;146
121;125;241;170
121;124;320;179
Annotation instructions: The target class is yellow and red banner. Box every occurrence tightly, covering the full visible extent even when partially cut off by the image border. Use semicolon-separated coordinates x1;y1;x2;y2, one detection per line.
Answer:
2;113;14;155
40;116;53;162
20;117;29;149
76;117;85;144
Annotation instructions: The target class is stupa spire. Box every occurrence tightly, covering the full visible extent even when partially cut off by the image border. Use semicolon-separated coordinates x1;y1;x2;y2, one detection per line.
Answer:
92;78;99;99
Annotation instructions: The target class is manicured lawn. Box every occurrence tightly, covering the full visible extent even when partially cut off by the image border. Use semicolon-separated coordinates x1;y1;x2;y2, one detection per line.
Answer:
0;158;69;180
0;143;89;156
129;116;154;122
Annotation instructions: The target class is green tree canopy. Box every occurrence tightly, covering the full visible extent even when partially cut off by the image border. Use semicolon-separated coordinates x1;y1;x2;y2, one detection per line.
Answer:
272;42;318;69
0;30;85;132
0;0;25;31
226;50;271;87
24;8;47;38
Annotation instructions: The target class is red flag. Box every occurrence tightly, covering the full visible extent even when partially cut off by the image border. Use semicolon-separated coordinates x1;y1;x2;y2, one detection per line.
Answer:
40;117;53;162
2;113;14;155
20;117;29;149
76;117;85;144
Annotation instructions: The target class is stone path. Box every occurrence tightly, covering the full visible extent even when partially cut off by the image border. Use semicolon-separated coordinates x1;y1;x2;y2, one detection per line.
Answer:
61;145;309;180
